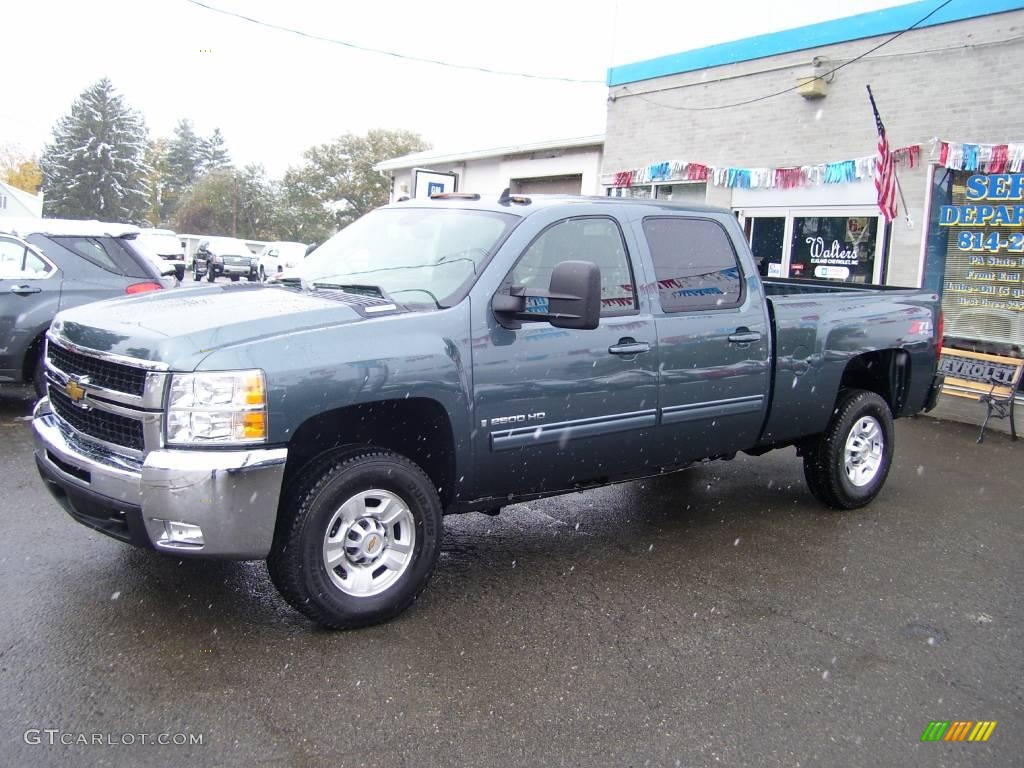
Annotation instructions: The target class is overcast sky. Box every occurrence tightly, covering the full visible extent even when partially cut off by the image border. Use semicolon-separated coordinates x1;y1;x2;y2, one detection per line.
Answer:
4;0;905;174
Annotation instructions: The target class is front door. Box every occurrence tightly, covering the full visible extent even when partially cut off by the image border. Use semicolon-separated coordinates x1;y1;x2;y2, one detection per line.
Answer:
0;236;60;380
635;215;771;465
470;213;659;501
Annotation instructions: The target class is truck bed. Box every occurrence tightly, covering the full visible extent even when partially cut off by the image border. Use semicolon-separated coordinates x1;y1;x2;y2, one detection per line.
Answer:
761;277;920;296
758;278;941;447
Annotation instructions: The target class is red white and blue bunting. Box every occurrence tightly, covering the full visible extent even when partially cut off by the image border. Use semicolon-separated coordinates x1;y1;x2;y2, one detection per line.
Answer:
932;139;1024;173
606;145;923;190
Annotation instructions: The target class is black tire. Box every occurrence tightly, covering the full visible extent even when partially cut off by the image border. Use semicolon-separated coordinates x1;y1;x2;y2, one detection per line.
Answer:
247;275;258;282
32;349;47;398
206;269;215;283
192;264;200;281
259;266;266;281
230;275;239;282
268;449;443;629
803;389;894;510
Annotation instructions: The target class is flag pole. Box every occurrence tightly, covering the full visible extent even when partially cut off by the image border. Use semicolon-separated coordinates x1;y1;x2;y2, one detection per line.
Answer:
866;85;912;227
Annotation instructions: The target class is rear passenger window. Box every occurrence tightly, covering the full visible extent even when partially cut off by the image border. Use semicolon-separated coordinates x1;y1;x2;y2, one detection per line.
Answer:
46;236;150;278
643;218;743;312
502;217;636;316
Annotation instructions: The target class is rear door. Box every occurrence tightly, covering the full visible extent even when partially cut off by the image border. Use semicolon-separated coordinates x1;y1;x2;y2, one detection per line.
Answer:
470;208;659;500
0;237;61;380
634;215;771;464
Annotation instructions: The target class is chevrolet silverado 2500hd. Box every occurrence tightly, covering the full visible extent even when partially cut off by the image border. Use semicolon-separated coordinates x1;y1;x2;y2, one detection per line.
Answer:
32;194;944;628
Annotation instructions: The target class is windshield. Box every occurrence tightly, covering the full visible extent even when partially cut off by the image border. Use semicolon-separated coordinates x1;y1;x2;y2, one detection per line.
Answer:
301;208;516;306
136;233;184;257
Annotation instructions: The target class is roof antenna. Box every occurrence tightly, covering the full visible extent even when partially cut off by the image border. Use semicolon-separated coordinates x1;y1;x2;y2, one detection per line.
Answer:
498;187;511;205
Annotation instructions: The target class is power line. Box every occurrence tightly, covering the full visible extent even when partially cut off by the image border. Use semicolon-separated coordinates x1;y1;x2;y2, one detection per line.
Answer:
183;0;605;84
616;0;954;111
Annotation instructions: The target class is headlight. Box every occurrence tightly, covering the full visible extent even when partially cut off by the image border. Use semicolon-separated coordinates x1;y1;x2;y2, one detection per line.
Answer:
166;370;267;445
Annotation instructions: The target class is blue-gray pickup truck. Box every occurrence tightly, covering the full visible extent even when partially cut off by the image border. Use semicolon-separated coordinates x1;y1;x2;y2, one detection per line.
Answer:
32;193;943;628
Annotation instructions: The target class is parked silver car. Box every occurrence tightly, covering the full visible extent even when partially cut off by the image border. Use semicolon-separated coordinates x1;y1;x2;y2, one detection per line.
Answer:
0;219;177;395
256;241;308;281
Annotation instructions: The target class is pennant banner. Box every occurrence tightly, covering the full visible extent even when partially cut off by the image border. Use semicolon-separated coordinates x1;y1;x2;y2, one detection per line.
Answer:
933;139;1024;173
606;145;923;189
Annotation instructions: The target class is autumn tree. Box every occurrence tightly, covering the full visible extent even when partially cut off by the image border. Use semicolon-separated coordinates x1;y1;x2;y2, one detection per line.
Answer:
281;128;428;234
0;145;43;194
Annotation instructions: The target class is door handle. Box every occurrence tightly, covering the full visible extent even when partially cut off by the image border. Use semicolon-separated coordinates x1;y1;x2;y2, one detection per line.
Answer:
727;330;762;344
608;338;651;355
10;285;41;295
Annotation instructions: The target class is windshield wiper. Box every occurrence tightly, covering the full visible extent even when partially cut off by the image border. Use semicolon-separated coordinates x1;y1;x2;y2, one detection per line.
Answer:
312;282;387;298
388;288;442;309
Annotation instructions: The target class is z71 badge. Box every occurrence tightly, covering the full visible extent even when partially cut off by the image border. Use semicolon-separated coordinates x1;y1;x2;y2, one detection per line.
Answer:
482;412;546;428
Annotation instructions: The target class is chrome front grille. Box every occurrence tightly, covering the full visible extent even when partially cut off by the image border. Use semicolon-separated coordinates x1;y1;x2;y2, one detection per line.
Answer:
44;335;168;454
47;343;147;396
49;387;145;451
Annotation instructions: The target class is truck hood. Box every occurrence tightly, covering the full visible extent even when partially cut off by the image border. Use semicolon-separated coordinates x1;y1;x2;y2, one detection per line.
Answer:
51;284;375;370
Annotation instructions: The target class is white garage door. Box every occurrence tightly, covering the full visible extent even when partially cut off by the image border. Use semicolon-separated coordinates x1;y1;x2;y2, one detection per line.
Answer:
510;175;583;195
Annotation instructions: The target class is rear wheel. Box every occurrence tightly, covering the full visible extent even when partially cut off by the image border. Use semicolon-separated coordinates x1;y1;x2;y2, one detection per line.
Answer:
268;449;442;629
32;350;47;398
803;389;894;509
259;266;266;281
230;275;239;282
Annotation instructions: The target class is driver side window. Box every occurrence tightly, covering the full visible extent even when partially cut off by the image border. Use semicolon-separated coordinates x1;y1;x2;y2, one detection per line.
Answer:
501;217;637;317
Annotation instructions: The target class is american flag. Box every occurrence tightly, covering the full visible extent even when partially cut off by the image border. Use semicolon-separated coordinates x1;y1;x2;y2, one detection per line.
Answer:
868;85;897;222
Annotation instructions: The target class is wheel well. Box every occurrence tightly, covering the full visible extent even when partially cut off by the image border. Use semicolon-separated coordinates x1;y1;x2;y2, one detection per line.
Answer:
22;330;47;383
838;349;910;414
284;398;457;508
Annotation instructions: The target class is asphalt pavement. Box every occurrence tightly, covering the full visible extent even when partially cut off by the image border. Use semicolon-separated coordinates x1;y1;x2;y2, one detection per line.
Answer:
0;384;1020;767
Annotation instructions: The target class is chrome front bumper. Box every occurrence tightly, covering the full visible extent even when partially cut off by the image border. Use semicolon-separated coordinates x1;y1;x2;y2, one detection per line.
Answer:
32;398;287;559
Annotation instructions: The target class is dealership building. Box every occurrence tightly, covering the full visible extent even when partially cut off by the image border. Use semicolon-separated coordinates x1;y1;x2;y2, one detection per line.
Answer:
602;0;1024;383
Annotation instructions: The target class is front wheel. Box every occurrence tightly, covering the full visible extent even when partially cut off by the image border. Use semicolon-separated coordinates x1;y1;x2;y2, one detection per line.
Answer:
192;264;200;281
206;269;215;283
802;389;894;510
268;449;443;629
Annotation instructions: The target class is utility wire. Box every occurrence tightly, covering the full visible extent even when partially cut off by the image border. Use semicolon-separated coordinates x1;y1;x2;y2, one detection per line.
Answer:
616;0;954;111
183;0;605;84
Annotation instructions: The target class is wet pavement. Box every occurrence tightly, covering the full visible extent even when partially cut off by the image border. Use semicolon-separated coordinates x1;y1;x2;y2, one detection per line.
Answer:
1;384;1020;767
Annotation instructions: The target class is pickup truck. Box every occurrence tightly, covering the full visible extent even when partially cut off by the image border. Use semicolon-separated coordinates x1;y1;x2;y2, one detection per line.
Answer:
32;193;943;629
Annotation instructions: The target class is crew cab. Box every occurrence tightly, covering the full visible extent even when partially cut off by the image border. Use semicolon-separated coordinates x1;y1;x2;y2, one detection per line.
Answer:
32;194;943;629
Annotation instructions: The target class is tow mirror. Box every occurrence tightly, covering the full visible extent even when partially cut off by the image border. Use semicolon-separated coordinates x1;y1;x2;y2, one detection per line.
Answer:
493;260;601;331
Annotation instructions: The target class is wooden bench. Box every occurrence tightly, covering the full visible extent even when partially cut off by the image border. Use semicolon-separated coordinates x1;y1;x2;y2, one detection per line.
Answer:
939;349;1023;443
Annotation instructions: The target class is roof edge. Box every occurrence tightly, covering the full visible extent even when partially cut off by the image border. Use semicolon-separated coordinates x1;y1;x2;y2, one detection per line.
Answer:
607;0;1024;87
374;134;605;172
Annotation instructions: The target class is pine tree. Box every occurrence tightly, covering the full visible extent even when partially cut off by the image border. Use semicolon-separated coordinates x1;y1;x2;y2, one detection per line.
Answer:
200;128;232;172
162;119;205;222
40;78;150;222
166;119;204;185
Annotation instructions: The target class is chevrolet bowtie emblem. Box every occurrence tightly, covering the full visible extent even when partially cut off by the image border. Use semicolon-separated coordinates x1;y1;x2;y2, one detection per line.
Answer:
65;379;86;403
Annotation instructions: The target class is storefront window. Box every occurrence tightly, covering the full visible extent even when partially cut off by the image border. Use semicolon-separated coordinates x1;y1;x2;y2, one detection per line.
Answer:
606;186;652;199
748;217;786;276
940;171;1023;348
788;216;877;283
654;183;707;203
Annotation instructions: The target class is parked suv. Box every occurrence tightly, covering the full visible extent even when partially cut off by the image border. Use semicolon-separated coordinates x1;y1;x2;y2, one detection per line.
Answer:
193;237;258;282
131;228;187;281
0;218;177;395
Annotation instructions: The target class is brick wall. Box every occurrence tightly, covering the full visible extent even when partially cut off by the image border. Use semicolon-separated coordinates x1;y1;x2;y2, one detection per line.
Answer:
604;10;1024;286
